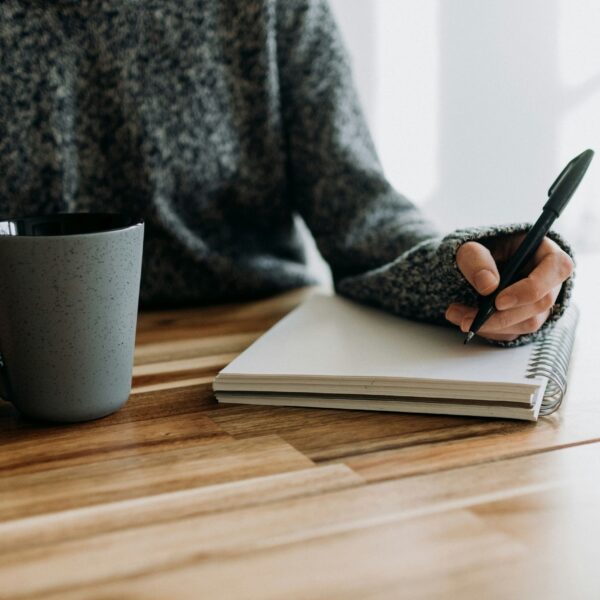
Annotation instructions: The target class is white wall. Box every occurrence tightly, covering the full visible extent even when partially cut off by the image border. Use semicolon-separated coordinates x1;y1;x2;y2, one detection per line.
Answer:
330;0;600;250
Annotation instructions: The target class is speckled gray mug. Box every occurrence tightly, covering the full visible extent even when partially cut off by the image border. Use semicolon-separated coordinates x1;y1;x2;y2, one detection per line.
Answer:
0;213;144;422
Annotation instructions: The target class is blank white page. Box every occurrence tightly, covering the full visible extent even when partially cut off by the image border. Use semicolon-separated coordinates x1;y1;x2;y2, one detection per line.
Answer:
220;294;537;387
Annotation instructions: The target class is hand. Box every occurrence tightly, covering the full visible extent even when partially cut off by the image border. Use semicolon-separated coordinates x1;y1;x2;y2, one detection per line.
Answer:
445;235;574;342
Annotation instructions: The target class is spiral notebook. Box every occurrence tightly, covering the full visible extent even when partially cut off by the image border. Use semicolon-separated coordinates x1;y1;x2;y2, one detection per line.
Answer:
214;294;579;420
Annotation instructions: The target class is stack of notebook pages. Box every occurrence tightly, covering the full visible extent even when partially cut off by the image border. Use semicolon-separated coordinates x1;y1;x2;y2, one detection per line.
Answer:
214;294;579;421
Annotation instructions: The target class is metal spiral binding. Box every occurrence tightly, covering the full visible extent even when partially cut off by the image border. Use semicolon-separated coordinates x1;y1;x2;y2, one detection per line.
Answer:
525;306;579;416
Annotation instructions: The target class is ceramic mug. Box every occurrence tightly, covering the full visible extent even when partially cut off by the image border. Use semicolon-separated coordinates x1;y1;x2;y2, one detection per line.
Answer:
0;213;144;422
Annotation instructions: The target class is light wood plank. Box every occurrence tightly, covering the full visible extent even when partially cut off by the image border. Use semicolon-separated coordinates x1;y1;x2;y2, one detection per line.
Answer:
130;375;214;395
0;505;520;599
132;353;236;388
0;464;362;554
20;510;521;600
0;435;313;520
134;332;261;365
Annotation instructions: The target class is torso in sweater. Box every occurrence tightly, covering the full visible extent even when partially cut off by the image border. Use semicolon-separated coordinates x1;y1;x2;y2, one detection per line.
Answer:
1;1;331;306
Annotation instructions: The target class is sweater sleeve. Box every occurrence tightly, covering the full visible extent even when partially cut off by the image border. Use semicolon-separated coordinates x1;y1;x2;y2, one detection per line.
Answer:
275;0;574;347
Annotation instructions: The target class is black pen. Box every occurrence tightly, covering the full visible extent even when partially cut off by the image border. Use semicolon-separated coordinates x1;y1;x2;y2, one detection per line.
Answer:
464;148;594;344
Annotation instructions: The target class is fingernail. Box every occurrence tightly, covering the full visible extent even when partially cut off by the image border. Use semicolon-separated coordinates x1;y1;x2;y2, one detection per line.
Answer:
497;294;517;310
460;317;472;333
474;269;498;294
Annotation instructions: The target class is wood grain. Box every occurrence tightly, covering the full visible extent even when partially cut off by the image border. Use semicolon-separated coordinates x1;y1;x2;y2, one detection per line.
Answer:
0;464;362;554
0;257;598;599
0;435;313;520
7;443;600;600
0;412;229;474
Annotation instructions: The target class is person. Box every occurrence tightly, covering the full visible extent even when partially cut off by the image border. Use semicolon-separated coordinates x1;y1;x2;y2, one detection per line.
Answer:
0;0;573;345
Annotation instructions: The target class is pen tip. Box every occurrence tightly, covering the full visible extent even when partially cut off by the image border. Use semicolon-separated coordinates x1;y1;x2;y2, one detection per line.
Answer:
464;332;475;345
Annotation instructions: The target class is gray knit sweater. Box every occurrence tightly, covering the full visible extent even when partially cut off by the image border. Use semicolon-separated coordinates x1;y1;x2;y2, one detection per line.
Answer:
0;0;572;344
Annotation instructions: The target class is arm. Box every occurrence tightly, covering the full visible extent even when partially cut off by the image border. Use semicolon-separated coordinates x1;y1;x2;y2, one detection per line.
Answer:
275;0;574;345
275;0;438;278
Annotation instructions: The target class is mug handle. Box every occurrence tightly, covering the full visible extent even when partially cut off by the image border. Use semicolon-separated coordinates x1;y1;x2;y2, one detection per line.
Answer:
0;352;12;403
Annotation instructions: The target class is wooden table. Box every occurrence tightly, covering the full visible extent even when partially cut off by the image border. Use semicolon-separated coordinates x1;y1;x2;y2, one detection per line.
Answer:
1;256;599;599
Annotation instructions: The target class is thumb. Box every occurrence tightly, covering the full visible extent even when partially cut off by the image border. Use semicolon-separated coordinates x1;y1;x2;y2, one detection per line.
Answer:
456;241;500;296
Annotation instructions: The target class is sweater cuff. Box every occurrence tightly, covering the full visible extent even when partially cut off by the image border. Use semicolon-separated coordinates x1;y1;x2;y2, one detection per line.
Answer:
442;223;575;347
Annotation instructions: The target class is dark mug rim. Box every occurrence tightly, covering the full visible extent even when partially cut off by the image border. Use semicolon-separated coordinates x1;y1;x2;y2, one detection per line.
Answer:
0;213;144;238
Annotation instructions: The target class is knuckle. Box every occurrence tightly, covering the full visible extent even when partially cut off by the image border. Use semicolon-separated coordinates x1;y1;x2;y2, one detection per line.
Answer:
496;312;513;330
523;315;545;332
525;277;544;301
538;293;554;311
558;253;574;279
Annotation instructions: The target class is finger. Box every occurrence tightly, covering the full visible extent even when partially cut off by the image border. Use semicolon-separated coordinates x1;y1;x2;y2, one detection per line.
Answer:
446;304;522;341
495;245;573;310
460;306;551;334
532;236;564;266
476;332;520;343
456;291;555;332
456;242;500;296
445;305;519;341
445;303;470;326
461;309;552;336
